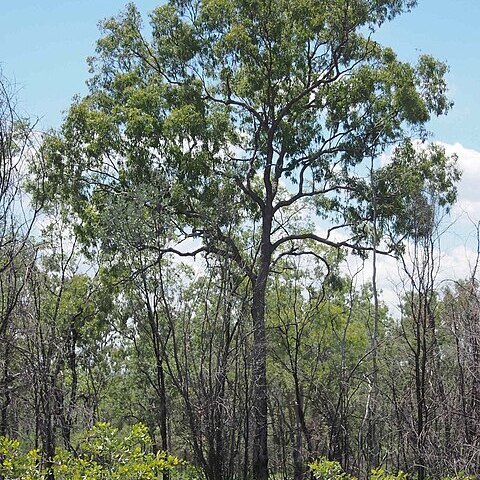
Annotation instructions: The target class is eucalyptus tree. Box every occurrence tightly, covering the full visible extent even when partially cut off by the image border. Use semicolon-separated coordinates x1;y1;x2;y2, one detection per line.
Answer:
381;144;460;480
35;1;459;477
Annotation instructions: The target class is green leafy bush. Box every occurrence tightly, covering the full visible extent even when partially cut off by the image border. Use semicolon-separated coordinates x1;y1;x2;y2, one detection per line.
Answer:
309;458;357;480
309;459;409;480
0;423;197;480
371;468;408;480
0;436;40;480
54;422;184;480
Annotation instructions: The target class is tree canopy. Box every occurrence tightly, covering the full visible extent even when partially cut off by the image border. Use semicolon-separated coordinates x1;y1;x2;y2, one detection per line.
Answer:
39;0;456;255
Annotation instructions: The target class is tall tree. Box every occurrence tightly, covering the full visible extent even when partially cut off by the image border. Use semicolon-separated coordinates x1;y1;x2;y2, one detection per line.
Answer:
381;142;460;480
35;1;458;477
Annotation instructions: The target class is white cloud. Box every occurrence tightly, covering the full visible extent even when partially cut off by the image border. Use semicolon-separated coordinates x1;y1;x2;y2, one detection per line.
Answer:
439;243;479;282
437;142;480;224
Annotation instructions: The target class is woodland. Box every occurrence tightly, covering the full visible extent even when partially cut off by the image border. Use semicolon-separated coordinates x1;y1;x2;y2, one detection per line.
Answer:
0;1;478;479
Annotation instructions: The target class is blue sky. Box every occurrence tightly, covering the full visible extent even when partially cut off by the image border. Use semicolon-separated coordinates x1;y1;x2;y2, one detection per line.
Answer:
0;1;159;130
1;0;479;151
374;0;480;151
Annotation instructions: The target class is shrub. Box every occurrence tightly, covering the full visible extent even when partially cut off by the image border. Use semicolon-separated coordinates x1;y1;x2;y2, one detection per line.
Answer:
371;468;408;480
309;459;408;480
0;423;198;480
309;458;357;480
0;436;41;480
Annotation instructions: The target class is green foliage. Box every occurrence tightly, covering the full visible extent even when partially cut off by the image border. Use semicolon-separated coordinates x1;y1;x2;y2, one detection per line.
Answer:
309;458;357;480
375;140;460;239
0;424;194;480
0;437;40;480
54;422;182;480
31;0;458;260
1;434;476;480
371;468;408;480
309;459;411;480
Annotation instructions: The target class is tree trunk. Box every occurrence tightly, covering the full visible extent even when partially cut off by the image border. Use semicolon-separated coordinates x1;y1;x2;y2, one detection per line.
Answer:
251;222;272;480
